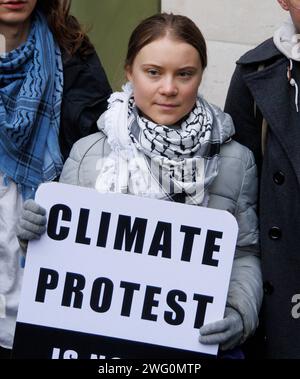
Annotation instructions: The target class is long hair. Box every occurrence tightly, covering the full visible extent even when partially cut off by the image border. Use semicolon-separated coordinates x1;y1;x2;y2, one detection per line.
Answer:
37;0;94;57
125;13;207;70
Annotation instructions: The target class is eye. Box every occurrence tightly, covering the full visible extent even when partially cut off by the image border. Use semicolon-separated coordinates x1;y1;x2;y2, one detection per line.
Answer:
178;71;193;78
147;68;160;77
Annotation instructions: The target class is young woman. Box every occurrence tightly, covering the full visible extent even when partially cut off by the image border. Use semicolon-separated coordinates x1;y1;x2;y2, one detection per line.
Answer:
0;0;111;357
19;13;262;358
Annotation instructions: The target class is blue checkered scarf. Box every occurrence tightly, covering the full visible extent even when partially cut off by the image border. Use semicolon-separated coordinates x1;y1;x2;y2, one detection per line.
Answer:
0;11;63;199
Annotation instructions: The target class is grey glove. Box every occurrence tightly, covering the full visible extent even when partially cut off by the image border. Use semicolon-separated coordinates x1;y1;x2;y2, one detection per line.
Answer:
16;199;47;244
199;307;243;351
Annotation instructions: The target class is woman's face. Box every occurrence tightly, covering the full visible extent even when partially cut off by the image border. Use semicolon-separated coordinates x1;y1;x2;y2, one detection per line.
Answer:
126;35;203;126
0;0;37;26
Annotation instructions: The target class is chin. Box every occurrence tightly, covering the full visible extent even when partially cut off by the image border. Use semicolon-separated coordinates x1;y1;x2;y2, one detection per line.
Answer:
153;116;181;126
1;15;29;24
141;109;183;126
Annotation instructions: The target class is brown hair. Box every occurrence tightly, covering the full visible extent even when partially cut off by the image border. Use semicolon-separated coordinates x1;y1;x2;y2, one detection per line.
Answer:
37;0;94;57
125;13;207;70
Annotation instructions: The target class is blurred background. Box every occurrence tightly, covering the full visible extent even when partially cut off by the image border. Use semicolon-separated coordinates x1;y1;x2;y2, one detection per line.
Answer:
71;0;286;108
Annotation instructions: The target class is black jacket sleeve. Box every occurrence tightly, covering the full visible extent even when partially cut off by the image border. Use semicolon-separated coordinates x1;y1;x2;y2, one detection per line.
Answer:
59;50;112;161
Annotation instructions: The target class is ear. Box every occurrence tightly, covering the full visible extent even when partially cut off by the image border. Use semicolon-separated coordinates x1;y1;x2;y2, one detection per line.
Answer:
125;65;133;83
277;0;290;11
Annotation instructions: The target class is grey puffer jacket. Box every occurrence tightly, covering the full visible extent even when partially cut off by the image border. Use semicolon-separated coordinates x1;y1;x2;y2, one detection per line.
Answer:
60;131;263;346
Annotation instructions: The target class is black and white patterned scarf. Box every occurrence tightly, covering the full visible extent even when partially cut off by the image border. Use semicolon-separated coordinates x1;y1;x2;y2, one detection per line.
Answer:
96;83;234;205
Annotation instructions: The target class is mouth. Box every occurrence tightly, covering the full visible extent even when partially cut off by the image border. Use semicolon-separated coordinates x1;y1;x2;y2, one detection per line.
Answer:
156;103;180;109
1;1;28;8
1;1;27;3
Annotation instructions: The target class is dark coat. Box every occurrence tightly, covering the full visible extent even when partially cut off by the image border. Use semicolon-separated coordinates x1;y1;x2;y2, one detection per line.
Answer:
225;38;300;358
60;50;112;161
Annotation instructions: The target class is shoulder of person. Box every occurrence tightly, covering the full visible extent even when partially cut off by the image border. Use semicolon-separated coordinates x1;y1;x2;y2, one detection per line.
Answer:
61;49;110;90
208;140;257;213
220;139;255;169
237;37;283;66
62;49;99;68
60;131;109;186
71;131;108;160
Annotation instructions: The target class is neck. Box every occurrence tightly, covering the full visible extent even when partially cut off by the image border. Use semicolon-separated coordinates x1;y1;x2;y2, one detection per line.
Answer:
0;19;31;53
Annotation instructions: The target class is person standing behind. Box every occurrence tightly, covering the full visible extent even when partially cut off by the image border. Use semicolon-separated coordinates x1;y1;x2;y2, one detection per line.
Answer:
0;0;111;358
225;0;300;359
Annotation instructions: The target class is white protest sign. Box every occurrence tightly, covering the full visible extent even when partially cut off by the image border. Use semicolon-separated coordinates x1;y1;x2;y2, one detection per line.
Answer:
14;182;238;359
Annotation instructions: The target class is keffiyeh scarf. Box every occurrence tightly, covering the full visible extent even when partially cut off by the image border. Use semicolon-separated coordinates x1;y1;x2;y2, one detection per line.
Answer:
96;83;232;205
0;11;63;199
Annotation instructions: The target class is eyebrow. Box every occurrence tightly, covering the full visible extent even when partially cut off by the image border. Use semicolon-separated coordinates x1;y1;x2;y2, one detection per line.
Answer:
141;64;163;69
141;64;199;71
177;66;198;71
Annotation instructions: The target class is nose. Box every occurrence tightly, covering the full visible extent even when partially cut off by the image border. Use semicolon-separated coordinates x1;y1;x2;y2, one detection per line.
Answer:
159;76;178;96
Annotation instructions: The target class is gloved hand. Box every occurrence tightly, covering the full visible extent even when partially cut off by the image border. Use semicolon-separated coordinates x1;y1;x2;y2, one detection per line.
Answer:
199;307;243;351
16;199;47;247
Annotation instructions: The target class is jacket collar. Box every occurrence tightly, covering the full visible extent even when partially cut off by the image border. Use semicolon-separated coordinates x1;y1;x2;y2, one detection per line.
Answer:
237;38;282;65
